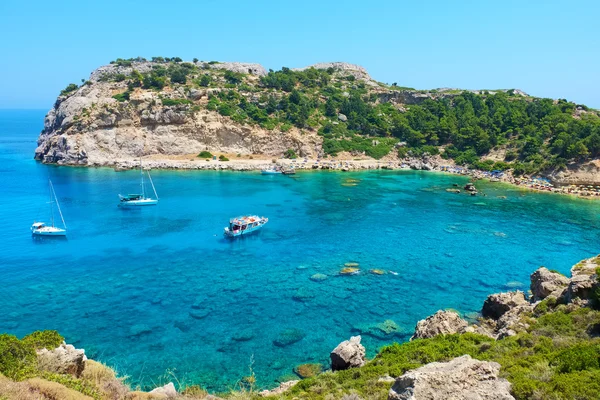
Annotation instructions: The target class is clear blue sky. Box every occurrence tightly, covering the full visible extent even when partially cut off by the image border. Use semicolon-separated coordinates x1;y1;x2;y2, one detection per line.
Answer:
0;0;598;109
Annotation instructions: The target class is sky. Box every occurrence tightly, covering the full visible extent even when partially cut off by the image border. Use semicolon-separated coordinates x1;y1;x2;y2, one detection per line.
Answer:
0;0;598;109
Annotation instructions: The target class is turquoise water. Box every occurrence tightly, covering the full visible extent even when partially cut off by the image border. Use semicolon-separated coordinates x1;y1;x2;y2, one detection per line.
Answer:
1;109;600;391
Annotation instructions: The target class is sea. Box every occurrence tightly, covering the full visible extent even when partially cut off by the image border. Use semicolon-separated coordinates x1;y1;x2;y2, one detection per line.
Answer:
1;109;599;391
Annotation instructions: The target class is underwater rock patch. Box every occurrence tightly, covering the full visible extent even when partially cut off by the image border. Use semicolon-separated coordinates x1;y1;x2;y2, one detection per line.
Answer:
344;262;360;267
340;267;360;275
128;324;152;337
370;269;386;275
293;287;316;302
352;319;403;339
232;328;255;342
310;273;328;282
294;363;323;378
189;308;212;320
273;328;306;347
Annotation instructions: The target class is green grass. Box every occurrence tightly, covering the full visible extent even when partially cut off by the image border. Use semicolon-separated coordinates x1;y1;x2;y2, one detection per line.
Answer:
274;307;600;400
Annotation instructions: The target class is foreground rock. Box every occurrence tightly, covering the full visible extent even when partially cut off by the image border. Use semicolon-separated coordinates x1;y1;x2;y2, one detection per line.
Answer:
36;343;86;377
481;291;528;320
411;311;467;340
530;267;569;301
149;382;177;398
331;336;366;371
388;355;514;400
566;257;600;304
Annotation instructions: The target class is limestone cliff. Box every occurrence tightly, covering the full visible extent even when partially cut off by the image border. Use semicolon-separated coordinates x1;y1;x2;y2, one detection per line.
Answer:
36;59;529;167
34;61;327;166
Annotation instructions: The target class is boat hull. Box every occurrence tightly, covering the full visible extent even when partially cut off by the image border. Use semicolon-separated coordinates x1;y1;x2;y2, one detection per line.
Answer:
261;170;281;175
224;217;268;238
118;199;159;207
31;227;67;236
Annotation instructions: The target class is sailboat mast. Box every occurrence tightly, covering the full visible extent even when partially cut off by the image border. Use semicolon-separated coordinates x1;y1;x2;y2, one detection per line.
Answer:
49;179;55;227
148;171;159;200
50;180;67;230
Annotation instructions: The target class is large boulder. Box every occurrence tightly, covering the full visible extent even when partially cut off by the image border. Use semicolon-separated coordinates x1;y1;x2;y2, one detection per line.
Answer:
411;311;467;340
530;267;569;301
481;291;528;320
495;303;534;339
36;343;86;377
149;382;178;398
330;336;366;371
388;355;514;400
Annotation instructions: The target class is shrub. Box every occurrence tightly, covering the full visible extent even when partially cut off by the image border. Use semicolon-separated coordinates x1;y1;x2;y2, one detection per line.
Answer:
161;98;191;106
224;70;244;85
198;151;213;158
199;74;211;87
553;344;600;373
22;330;63;350
112;92;130;102
0;334;37;380
60;83;79;96
219;155;229;161
284;149;297;159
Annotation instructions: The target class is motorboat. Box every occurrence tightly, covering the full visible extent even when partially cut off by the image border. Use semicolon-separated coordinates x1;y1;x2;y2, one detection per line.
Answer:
224;215;268;238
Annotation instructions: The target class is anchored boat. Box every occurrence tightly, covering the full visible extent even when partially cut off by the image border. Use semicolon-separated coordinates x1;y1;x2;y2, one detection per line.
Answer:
31;179;67;236
224;215;268;238
118;159;159;207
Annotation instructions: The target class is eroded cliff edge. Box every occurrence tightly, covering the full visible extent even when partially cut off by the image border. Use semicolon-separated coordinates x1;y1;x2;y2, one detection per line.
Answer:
34;60;330;166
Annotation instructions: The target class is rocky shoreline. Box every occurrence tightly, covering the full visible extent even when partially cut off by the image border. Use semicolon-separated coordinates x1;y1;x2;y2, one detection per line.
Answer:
49;153;600;201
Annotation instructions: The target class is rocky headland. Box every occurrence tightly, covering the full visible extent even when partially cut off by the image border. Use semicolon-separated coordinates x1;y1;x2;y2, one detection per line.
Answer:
2;255;599;399
33;57;600;187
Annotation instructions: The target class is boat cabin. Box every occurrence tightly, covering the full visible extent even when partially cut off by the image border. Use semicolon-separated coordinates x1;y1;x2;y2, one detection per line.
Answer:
120;194;143;201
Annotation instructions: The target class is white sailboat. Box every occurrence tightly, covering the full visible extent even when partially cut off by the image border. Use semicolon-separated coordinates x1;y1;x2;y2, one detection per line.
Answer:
118;159;159;207
31;179;67;236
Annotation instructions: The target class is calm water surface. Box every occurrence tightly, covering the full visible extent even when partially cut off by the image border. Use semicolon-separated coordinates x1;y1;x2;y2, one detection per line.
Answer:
1;109;599;391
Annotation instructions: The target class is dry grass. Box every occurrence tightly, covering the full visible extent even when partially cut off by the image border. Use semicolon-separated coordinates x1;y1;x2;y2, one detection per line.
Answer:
81;360;129;399
0;374;93;400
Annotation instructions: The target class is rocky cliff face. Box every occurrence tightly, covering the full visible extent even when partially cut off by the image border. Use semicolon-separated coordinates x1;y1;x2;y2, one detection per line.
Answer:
34;61;324;166
37;59;515;167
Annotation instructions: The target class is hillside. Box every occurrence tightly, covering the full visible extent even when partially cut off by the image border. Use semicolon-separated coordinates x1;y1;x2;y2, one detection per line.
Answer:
35;57;600;179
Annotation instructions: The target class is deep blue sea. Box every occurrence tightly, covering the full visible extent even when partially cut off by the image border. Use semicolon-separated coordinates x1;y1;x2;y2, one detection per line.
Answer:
1;109;600;391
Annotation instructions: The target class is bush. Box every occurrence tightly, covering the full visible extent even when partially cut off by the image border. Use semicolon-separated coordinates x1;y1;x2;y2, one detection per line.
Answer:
112;91;130;102
22;330;63;350
60;83;79;96
553;344;600;373
0;334;37;380
284;149;297;159
161;98;191;106
219;155;229;161
198;151;213;158
199;74;211;87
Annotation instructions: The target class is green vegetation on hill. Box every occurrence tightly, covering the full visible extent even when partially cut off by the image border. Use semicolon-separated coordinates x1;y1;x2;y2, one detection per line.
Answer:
94;59;600;171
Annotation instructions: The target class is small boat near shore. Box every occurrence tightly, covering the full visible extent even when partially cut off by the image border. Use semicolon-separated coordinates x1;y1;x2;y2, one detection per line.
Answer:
118;159;159;207
31;179;67;236
282;168;296;175
224;215;268;238
261;168;282;175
